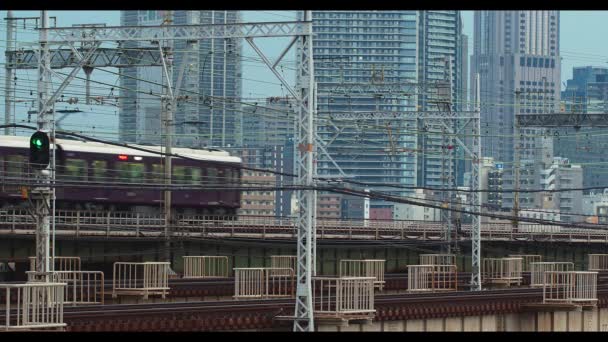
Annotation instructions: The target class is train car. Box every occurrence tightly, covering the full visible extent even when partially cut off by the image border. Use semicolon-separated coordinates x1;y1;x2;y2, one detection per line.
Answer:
0;135;242;216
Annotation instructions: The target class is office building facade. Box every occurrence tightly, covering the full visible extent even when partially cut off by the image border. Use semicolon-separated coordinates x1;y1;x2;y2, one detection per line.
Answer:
471;11;561;210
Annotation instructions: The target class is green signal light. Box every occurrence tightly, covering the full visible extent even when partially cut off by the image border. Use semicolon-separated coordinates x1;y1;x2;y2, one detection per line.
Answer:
32;138;43;149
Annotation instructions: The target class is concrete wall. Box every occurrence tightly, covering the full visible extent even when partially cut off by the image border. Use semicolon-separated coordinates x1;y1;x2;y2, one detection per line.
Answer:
317;308;608;332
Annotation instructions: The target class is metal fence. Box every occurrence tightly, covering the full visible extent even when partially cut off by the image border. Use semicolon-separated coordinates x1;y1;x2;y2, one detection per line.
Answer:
112;262;170;299
509;255;542;272
4;209;608;243
543;271;598;305
233;267;295;299
29;256;81;273
419;254;456;266
26;271;104;306
482;257;523;286
269;255;296;276
313;276;376;321
407;265;458;292
530;262;574;287
588;254;608;271
338;259;385;291
1;282;66;331
182;256;229;278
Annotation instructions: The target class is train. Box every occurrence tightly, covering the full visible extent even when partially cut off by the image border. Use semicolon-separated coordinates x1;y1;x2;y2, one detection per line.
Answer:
0;135;242;216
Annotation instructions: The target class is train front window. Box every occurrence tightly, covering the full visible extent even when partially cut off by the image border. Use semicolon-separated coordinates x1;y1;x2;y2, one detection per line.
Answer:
64;159;87;181
116;162;145;182
91;161;107;182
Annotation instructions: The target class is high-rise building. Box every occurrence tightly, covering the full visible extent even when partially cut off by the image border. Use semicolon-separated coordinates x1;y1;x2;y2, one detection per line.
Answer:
541;157;583;223
559;66;608;189
471;11;561;210
417;11;464;189
309;11;463;207
119;11;242;148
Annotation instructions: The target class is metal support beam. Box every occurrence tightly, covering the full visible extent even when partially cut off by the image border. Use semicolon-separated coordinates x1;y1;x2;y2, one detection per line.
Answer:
39;21;313;43
516;113;608;127
6;47;163;69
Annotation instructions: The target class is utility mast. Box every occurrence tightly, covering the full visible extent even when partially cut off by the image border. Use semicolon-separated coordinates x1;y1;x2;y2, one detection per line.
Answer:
161;11;174;264
33;10;52;281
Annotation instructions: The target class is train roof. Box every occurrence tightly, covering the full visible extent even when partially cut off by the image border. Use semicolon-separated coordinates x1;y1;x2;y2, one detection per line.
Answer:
0;135;242;164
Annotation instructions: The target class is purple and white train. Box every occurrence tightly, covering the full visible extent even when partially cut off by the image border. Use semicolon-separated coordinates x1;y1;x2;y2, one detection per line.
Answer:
0;135;242;216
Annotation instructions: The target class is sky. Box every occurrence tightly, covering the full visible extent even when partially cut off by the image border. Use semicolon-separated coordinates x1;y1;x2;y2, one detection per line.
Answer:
2;10;608;135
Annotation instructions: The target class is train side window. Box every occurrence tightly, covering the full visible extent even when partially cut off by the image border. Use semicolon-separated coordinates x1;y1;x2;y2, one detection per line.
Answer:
207;167;217;184
190;168;201;184
91;160;107;182
64;159;87;181
218;168;225;183
6;155;24;175
116;162;144;182
173;166;187;183
151;164;164;182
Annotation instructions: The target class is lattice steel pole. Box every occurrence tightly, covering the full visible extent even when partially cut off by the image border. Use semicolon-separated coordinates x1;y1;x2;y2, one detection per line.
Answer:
293;10;315;332
33;10;52;281
470;73;482;290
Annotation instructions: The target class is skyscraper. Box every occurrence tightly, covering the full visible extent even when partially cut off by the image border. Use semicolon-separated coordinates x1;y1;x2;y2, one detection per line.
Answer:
559;66;608;189
119;11;242;148
471;11;561;210
310;11;463;205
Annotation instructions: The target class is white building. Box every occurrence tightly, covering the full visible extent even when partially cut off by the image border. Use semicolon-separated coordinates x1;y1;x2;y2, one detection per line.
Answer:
393;189;441;221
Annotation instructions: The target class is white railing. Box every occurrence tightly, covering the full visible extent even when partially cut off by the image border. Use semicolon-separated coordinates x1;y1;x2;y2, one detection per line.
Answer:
339;259;385;291
26;271;104;306
509;255;542;272
419;254;456;266
269;255;296;277
482;257;523;286
3;209;608;243
1;282;66;331
588;254;608;271
29;256;81;273
233;267;295;299
530;262;574;287
182;256;229;278
313;276;375;321
543;271;598;305
407;265;458;292
112;262;170;299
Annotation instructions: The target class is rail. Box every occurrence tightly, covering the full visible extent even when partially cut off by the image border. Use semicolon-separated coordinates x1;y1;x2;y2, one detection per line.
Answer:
1;282;66;331
543;271;598;305
269;256;296;277
588;254;608;271
2;209;608;243
338;259;385;291
182;256;230;278
25;271;104;306
419;254;456;266
313;276;375;322
112;262;170;299
508;255;542;272
407;265;458;292
530;262;574;287
29;256;81;273
482;257;523;286
233;267;295;299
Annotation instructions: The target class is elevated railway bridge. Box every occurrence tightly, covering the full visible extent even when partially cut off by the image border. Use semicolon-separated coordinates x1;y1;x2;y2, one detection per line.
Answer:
0;209;606;275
